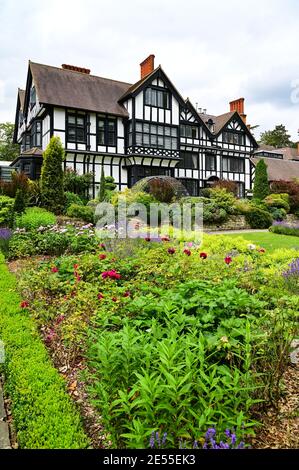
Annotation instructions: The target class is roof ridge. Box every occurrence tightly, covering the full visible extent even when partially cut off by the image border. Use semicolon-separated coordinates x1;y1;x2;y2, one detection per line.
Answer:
29;61;132;86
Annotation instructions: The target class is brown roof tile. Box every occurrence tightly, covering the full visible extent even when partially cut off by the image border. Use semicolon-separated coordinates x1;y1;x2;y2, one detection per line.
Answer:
251;156;299;181
29;62;132;117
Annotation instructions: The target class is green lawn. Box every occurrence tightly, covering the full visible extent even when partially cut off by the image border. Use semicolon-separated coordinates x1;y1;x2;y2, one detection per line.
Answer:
223;231;299;253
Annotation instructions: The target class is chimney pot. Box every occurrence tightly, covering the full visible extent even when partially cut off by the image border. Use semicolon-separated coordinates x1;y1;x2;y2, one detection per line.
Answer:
140;54;155;79
230;97;246;124
62;64;91;74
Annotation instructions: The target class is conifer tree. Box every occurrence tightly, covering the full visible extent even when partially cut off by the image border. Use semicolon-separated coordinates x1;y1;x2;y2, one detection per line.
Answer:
253;159;269;200
40;137;65;214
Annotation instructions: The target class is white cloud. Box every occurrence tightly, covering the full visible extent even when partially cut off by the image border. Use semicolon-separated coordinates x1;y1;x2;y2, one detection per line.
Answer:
0;0;298;139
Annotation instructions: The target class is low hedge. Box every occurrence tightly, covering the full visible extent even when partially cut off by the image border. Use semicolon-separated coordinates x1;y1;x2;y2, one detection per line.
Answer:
270;224;299;237
0;254;89;448
245;206;273;229
16;207;57;230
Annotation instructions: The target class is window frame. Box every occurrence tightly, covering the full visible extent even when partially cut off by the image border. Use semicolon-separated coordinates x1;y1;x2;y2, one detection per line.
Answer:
205;153;217;171
177;151;199;169
97;115;117;147
66;111;87;144
180;124;199;139
131;120;178;150
31;120;42;148
222;156;245;173
222;130;244;146
144;87;171;110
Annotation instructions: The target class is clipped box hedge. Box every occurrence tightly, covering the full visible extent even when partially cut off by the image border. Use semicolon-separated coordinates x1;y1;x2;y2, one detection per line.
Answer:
0;254;89;449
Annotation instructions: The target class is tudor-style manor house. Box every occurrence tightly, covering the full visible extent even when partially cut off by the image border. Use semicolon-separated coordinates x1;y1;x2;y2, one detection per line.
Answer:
13;55;258;198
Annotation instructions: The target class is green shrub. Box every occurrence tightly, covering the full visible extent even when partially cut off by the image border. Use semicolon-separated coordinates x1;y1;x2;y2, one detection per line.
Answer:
27;180;42;207
16;207;56;230
0;171;29;198
41;137;65;214
0;254;89;449
268;207;287;221
253;159;269;200
209;188;237;215
264;193;290;212
66;204;94;223
270;224;299;237
203;201;228;224
64;192;84;212
245;206;273;229
270;181;299;213
64;168;93;200
0;195;15;227
13;189;27;214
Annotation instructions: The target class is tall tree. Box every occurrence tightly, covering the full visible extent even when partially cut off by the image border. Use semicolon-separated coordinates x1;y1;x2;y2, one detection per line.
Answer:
40;137;65;214
259;124;293;148
0;122;20;161
253;159;269;200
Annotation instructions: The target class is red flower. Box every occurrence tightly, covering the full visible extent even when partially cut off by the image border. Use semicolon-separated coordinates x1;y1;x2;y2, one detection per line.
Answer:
123;291;131;297
224;256;232;265
97;293;104;300
20;300;29;308
101;270;121;280
200;252;208;259
111;258;116;262
144;237;151;242
258;248;266;253
183;249;191;256
161;235;170;242
51;266;59;273
56;315;65;325
99;253;107;260
75;275;81;282
73;263;79;269
168;247;176;255
99;243;105;249
112;297;117;302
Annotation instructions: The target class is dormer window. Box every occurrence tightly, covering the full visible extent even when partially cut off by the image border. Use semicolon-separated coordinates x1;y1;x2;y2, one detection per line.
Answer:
206;119;215;133
145;87;170;109
29;86;36;110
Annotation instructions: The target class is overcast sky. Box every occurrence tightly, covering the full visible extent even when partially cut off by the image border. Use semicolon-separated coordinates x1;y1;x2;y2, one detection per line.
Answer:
0;0;298;140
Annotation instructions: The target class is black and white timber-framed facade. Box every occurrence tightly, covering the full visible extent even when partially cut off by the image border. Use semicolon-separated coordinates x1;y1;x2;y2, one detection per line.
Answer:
13;55;258;198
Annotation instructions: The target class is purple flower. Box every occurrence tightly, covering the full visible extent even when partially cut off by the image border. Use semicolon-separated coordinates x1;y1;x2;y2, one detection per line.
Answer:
0;228;12;240
149;432;155;449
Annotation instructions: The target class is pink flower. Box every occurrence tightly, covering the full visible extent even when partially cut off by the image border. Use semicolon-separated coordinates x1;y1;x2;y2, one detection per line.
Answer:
51;266;59;273
99;253;107;260
200;252;208;259
161;235;170;242
112;297;117;302
224;256;232;265
187;242;193;247
123;291;131;297
75;275;81;282
99;243;105;249
45;329;56;344
168;247;176;255
20;300;29;308
97;292;104;300
258;248;266;253
183;249;191;256
56;315;65;325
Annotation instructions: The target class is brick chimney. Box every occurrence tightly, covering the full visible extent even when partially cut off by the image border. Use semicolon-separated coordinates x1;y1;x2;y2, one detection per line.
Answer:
140;54;155;79
62;64;91;74
230;97;247;124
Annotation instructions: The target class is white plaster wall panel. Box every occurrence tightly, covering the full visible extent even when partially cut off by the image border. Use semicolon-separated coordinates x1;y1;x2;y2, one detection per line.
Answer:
172;98;179;125
158;108;164;122
165;110;171;124
144;107;151;120
55;131;65;147
117;118;124;137
77;144;86;151
90;135;96;152
151;107;157;121
54;108;65;130
89;113;96;134
135;93;143;119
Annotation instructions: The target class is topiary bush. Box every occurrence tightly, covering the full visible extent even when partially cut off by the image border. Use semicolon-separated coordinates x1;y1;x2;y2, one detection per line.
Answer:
41;137;65;214
64;168;93;200
66;204;94;223
16;207;57;230
0;195;15;227
253;159;269;200
13;189;27;214
245;206;273;229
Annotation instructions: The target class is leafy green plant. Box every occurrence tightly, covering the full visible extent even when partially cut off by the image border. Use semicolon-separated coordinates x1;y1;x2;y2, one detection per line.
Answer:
264;193;290;212
66;204;94;223
13;188;27;214
64;168;93;200
16;207;56;230
0;195;14;227
64;192;84;212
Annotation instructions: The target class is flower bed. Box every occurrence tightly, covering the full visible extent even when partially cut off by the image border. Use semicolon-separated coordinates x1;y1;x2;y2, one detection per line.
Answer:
14;234;299;448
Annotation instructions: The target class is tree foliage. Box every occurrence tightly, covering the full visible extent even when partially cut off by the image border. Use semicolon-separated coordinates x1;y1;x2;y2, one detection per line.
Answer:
259;124;294;148
40;137;65;214
0;122;20;161
253;159;269;200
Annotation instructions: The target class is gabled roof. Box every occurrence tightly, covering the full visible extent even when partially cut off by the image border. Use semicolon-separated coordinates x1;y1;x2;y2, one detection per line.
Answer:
251;156;299;181
119;65;187;107
256;144;299;161
28;61;132;117
198;111;235;135
13;88;26;143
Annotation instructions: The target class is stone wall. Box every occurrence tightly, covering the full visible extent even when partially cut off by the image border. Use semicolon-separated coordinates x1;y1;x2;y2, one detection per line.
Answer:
204;215;251;232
